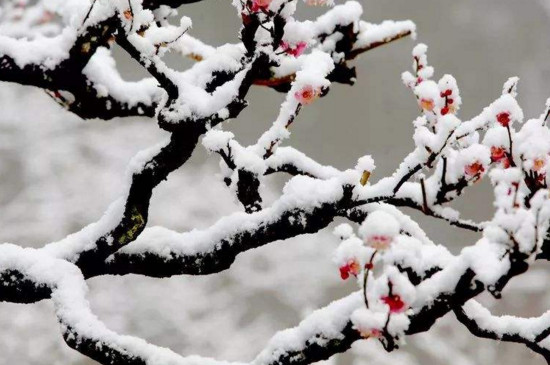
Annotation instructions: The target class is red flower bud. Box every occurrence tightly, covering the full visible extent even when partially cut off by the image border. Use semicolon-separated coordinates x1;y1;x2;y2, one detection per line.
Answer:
496;112;511;127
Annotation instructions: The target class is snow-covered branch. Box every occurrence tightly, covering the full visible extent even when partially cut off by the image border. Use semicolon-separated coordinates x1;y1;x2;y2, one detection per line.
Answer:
454;300;550;361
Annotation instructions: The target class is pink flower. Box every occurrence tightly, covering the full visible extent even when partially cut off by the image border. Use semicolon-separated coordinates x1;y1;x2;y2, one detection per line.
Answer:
496;112;511;127
251;0;272;12
534;158;546;172
38;11;54;24
367;234;392;250
491;146;510;168
419;98;435;112
123;9;133;20
295;85;320;105
382;294;407;313
359;328;382;339
490;146;506;162
339;259;361;280
281;41;307;57
464;161;485;180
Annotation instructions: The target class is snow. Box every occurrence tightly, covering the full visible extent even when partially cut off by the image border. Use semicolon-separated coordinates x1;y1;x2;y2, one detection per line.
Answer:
461;300;550;342
114;175;344;258
358;211;400;243
356;20;416;50
202;129;235;153
333;223;354;240
461;238;510;285
254;51;334;155
312;1;363;36
384;236;452;276
42;198;126;262
0;28;76;69
0;244;245;365
482;127;510;149
356;155;376;173
253;292;363;365
83;47;161;109
266;147;341;179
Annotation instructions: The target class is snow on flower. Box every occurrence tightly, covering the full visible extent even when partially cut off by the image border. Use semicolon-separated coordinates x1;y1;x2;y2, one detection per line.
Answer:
490;94;524;127
456;144;490;181
481;128;511;168
333;223;354;240
351;310;388;338
438;74;461;115
359;211;400;250
280;41;308;57
490;146;510;168
415;80;439;112
333;236;371;280
384;267;416;303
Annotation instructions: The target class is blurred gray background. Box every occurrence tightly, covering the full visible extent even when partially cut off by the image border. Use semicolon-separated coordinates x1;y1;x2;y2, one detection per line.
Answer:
2;0;550;364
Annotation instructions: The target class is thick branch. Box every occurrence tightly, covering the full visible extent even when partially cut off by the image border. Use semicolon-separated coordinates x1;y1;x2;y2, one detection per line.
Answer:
100;183;357;277
454;301;550;362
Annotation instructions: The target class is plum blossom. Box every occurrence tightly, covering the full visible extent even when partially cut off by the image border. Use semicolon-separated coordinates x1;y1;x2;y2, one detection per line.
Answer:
123;9;133;20
339;258;361;280
294;85;321;105
415;80;439;112
359;211;400;250
420;98;435;112
464;161;485;180
491;146;510;168
381;294;407;313
497;112;511;127
359;328;382;339
281;41;308;57
533;158;546;172
251;0;272;12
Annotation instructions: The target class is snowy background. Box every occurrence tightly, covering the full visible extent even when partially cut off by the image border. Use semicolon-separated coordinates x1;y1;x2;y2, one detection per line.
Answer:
2;0;550;364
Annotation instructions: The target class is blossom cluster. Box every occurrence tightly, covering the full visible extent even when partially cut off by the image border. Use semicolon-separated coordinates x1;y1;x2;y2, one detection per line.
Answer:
330;43;550;351
333;211;416;345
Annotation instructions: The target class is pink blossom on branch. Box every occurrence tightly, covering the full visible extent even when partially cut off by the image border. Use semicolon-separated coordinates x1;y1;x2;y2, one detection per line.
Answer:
280;41;308;57
339;258;361;280
382;294;407;314
464;161;485;180
250;0;272;12
294;85;321;105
